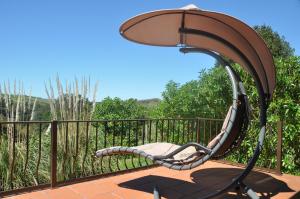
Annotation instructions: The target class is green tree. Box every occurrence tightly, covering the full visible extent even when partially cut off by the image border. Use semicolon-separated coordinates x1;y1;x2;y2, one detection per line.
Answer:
93;97;146;120
92;97;148;148
254;25;294;59
155;67;232;119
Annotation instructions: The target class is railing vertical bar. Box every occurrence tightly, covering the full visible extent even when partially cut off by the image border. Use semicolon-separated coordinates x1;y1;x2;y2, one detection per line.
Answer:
181;120;185;144
277;120;283;174
100;156;104;174
203;120;206;144
108;156;113;173
24;123;30;173
36;123;42;184
51;120;58;188
214;121;219;137
82;121;89;175
113;121;116;146
186;120;191;142
177;120;180;144
209;120;212;141
121;121;124;146
155;120;158;142
124;156;128;170
196;118;200;143
75;121;79;158
135;121;139;146
62;122;68;180
9;123;16;189
65;122;69;157
104;122;108;148
95;125;98;150
115;122;120;171
92;124;98;175
193;119;195;141
144;156;149;166
142;120;145;145
131;154;135;168
192;119;195;142
116;156;121;171
172;119;175;143
149;120;152;143
128;121;131;147
161;119;164;142
138;154;142;167
166;119;170;142
191;119;194;141
73;121;79;178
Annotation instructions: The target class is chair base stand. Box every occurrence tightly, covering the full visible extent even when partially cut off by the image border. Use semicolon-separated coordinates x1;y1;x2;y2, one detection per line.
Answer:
153;186;160;199
153;180;260;199
239;181;260;199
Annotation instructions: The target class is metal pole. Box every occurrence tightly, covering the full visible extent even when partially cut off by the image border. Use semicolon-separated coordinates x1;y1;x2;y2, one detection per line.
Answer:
196;118;200;143
51;120;58;188
276;120;283;174
153;186;161;199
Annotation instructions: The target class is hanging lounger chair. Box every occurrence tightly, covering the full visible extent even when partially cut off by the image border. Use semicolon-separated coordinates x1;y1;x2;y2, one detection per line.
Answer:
95;48;250;170
96;4;276;199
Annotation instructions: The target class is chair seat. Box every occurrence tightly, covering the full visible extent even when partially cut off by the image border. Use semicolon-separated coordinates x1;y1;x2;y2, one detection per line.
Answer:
95;142;199;162
134;142;198;160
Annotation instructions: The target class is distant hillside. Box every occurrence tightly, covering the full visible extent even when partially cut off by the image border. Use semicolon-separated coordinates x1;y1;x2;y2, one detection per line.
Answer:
1;96;162;121
138;98;161;108
34;97;51;121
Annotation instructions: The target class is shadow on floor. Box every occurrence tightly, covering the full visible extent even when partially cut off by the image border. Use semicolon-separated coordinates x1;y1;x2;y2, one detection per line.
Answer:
290;191;300;199
119;167;294;199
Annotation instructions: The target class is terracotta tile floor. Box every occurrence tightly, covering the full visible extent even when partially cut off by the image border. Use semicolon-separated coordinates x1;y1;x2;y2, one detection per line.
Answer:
4;161;300;199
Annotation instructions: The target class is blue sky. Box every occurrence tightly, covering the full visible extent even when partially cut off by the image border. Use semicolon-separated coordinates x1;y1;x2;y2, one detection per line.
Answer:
0;0;299;101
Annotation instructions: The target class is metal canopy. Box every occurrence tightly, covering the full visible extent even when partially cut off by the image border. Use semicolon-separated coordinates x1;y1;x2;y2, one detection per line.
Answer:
120;4;276;99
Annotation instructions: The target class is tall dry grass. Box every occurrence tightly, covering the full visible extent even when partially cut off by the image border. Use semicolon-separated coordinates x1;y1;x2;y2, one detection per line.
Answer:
45;76;99;180
0;80;38;190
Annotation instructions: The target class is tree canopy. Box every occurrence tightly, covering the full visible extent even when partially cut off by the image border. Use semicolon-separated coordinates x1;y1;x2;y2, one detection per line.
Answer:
93;97;146;120
254;25;294;59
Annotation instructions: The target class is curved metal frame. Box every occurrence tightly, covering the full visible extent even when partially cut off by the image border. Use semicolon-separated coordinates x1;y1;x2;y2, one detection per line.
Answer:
153;49;246;170
180;47;250;160
178;28;267;199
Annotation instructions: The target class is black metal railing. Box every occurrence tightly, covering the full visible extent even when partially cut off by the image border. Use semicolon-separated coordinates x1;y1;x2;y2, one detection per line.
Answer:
0;118;282;197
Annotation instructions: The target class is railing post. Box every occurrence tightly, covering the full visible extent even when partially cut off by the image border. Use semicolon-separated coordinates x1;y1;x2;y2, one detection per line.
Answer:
51;120;58;188
196;118;200;143
276;120;283;174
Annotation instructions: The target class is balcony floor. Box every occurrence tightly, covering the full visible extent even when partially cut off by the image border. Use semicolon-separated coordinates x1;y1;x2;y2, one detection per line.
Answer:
5;161;300;199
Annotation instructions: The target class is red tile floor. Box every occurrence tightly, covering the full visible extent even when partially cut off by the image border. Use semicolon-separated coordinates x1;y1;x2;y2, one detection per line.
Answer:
4;161;300;199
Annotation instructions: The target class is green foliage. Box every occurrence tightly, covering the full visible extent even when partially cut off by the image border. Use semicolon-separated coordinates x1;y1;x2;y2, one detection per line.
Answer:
153;67;232;119
269;57;300;173
93;97;147;120
254;25;295;59
227;56;300;175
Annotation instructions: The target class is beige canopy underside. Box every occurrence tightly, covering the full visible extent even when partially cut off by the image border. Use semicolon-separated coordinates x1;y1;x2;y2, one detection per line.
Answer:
120;4;275;98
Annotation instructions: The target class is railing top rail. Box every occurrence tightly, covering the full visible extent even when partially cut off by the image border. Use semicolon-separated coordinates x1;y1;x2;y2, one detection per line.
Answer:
0;121;51;124
55;118;224;122
0;117;224;124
